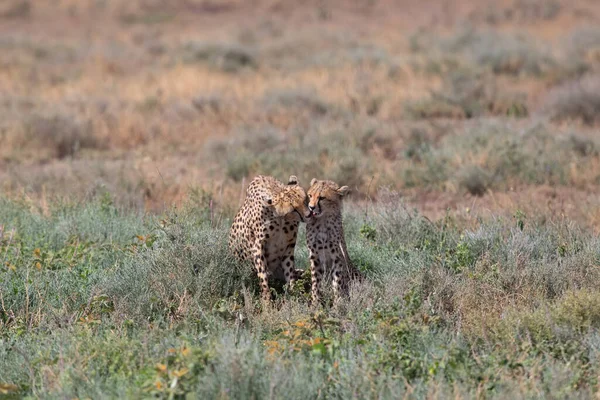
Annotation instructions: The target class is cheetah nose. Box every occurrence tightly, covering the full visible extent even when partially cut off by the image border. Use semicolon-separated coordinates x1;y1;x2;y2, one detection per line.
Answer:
309;205;315;211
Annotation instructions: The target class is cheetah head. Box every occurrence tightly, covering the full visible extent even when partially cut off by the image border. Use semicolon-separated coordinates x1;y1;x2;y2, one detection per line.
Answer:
307;178;349;218
266;175;311;222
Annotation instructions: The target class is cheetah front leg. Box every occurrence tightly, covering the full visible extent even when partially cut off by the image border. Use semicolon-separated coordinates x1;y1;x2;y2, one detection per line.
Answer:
308;244;325;306
281;226;299;290
330;245;344;304
253;239;271;301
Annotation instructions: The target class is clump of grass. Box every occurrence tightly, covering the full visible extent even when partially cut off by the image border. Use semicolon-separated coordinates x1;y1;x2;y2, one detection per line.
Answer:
457;165;491;196
541;74;600;125
0;0;31;19
405;68;528;119
191;95;221;113
19;112;102;160
399;121;600;190
262;87;331;116
444;29;555;76
119;11;174;25
404;97;465;119
565;134;598;157
182;41;257;73
261;30;392;71
481;289;600;354
473;0;561;25
411;28;554;77
563;26;600;65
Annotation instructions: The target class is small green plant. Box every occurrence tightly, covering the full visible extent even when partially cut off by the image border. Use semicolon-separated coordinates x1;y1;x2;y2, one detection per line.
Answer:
360;223;377;241
514;209;526;231
448;237;476;273
144;346;211;397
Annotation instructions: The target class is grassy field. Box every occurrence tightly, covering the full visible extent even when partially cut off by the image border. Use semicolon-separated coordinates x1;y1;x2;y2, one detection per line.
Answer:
2;0;600;398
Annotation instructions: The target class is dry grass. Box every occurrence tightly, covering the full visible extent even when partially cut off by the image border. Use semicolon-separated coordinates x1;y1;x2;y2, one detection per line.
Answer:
0;0;600;217
541;74;600;125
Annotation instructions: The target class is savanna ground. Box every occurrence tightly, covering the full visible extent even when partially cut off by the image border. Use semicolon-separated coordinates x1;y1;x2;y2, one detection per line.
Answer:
2;0;600;398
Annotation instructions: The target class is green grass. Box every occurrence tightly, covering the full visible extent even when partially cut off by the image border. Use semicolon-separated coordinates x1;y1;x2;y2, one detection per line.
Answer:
2;193;600;398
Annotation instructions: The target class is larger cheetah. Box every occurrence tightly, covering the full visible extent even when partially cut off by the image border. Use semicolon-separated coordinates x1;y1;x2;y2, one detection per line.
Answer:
306;178;364;304
229;175;311;300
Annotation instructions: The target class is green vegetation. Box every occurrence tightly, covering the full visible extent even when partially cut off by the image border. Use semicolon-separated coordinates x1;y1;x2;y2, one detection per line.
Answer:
542;74;600;125
404;68;529;119
208;120;600;196
3;1;600;398
2;193;600;398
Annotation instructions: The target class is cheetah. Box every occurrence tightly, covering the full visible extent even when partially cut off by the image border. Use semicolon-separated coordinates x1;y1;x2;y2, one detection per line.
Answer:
229;175;312;300
306;178;364;305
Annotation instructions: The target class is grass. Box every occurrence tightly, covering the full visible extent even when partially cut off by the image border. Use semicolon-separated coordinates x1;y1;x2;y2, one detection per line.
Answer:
410;28;555;77
404;68;529;119
206;118;600;196
3;1;600;397
3;3;600;210
541;74;600;125
398;121;600;192
563;26;600;65
0;1;31;19
20;112;102;160
472;0;562;25
2;193;600;398
182;41;258;73
205;122;370;189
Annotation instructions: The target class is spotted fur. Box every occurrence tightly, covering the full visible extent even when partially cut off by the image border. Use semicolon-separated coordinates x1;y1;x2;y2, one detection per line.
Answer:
229;175;311;300
306;178;363;304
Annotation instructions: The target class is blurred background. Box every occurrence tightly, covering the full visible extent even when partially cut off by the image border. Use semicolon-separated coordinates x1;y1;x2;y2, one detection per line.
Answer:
1;0;599;225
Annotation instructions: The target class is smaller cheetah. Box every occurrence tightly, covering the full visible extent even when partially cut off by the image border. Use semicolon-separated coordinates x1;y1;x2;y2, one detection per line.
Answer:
306;178;363;304
229;175;312;300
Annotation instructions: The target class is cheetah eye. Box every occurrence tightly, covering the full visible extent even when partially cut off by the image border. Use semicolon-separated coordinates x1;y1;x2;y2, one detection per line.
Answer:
318;196;325;201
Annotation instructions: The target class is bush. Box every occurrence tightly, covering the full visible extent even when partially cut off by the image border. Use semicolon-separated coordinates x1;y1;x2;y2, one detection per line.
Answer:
443;29;555;76
541;74;600;125
563;27;600;65
0;1;31;19
398;121;600;190
410;28;555;77
21;112;101;159
405;68;528;119
262;87;330;116
473;0;561;25
457;165;491;196
182;41;257;73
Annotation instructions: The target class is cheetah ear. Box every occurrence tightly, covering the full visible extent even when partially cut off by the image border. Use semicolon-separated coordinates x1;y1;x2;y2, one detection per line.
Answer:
337;186;350;196
310;178;318;186
288;175;298;185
